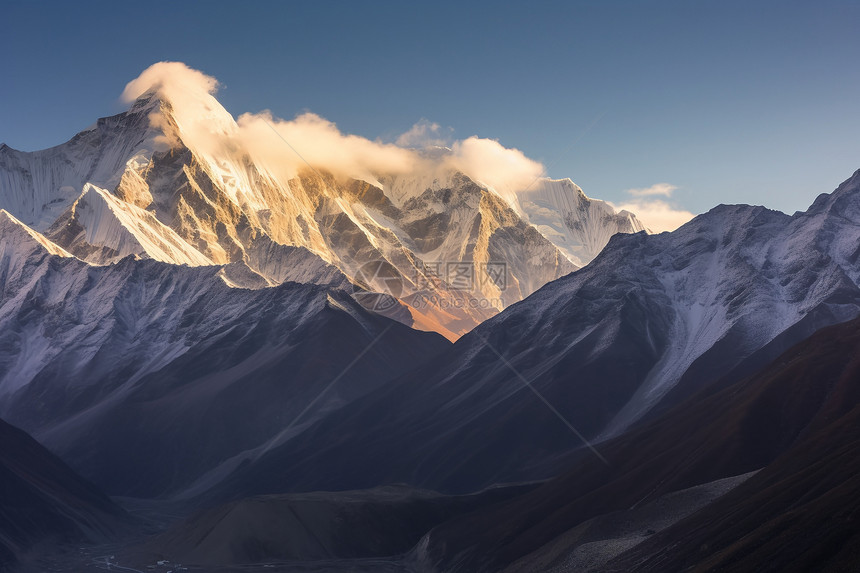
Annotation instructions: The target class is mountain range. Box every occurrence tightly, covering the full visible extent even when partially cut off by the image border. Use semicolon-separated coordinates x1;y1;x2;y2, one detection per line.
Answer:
0;83;648;340
0;70;652;502
198;169;860;500
1;64;859;572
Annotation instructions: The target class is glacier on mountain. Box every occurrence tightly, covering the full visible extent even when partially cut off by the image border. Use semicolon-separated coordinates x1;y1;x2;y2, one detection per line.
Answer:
516;177;648;266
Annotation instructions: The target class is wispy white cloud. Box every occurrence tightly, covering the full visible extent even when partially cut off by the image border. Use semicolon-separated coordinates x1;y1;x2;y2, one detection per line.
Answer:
612;200;694;233
122;62;419;183
122;61;219;103
236;111;419;184
447;136;544;203
625;182;677;198
610;183;694;232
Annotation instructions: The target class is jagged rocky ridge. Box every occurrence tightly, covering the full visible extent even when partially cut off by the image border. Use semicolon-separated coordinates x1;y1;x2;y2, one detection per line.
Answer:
0;89;646;340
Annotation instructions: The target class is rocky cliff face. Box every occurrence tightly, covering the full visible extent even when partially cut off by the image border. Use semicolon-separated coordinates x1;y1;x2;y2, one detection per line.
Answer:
1;91;591;339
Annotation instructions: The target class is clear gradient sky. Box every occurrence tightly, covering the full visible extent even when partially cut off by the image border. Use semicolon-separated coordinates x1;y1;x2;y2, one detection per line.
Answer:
2;0;859;220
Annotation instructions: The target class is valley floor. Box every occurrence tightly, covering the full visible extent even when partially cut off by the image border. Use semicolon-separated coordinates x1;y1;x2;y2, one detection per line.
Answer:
27;472;760;573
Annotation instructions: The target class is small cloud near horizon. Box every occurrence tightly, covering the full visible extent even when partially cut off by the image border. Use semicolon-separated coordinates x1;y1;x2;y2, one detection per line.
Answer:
625;182;677;198
611;183;694;232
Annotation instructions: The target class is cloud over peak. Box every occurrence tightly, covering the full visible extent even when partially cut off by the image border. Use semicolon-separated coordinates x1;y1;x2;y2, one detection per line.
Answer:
120;62;548;201
448;137;544;206
121;61;219;103
119;62;692;229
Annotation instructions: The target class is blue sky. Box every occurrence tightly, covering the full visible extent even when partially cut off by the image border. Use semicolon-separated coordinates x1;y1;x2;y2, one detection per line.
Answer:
2;0;859;219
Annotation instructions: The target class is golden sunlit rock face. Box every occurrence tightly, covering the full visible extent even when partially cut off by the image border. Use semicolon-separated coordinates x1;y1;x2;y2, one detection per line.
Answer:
0;63;583;340
112;99;572;337
1;64;676;339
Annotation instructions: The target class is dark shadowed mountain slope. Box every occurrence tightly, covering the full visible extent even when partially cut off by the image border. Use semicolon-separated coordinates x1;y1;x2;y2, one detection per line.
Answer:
0;211;449;498
0;417;127;571
205;169;860;501
605;317;860;573
412;315;860;572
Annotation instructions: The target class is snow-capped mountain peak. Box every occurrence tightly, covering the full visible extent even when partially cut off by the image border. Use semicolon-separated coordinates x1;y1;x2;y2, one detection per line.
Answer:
0;209;72;259
516;177;649;266
48;183;213;266
0;63;652;339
